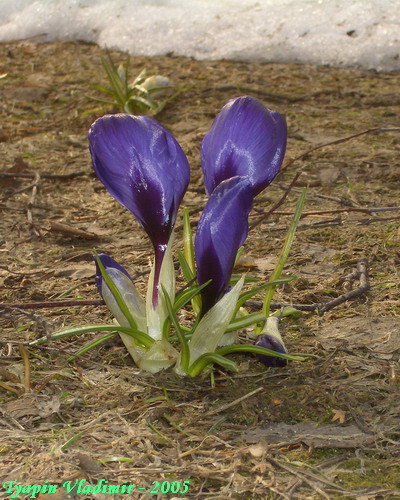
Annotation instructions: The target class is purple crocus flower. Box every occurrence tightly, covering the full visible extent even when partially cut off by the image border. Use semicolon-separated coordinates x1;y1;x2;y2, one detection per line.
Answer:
201;96;287;196
255;334;288;367
195;176;253;315
88;114;190;305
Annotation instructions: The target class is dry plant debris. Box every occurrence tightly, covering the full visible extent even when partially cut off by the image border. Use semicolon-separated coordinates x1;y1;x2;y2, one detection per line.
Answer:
0;40;399;498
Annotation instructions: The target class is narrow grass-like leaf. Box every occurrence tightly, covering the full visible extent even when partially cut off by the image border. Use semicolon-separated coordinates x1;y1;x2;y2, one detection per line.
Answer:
61;433;83;451
177;249;196;282
236;276;295;313
161;285;190;370
173;280;210;313
188;353;238;377
30;324;154;348
230;275;259;285
183;208;195;274
91;84;116;96
127;95;155;109
215;344;306;362
234;245;245;267
94;253;138;330
262;190;306;319
178;225;202;313
101;54;126;106
225;312;266;332
67;332;117;362
86;96;115;105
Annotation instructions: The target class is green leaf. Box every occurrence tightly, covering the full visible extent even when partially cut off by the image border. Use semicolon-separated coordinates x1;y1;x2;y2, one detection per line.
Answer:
234;245;245;267
188;352;239;377
230;275;259;285
236;276;296;313
173;280;210;313
225;312;266;332
161;285;190;371
215;344;306;362
177;249;196;282
187;277;245;366
91;84;115;96
67;332;117;361
262;190;306;319
30;324;154;349
181;207;201;317
101;53;126;106
94;253;138;330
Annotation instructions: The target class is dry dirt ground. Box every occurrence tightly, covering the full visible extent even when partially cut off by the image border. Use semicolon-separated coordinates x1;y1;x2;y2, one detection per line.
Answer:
0;41;399;499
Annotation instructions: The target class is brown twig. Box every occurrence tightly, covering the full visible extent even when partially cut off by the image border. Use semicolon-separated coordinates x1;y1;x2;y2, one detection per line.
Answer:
251;127;400;228
0;299;104;310
47;221;99;240
282;127;400;172
26;172;41;237
260;206;400;218
245;259;370;315
18;344;31;393
0;171;87;179
204;386;264;417
250;171;303;229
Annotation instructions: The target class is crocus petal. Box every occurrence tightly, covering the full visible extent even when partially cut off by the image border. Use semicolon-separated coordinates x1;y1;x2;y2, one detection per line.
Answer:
201;96;287;196
255;334;288;367
255;316;288;367
88;114;190;304
94;253;146;332
195;176;253;315
94;253;133;298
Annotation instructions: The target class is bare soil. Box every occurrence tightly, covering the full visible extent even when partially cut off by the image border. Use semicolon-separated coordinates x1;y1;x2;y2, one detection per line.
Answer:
0;40;399;499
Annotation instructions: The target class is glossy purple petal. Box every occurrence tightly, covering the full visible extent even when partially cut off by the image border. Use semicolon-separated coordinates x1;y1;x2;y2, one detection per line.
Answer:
94;253;133;298
201;96;287;196
195;176;253;315
88;114;190;304
255;335;288;367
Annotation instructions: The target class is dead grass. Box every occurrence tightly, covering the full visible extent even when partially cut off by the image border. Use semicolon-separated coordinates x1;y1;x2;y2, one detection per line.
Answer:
0;40;399;499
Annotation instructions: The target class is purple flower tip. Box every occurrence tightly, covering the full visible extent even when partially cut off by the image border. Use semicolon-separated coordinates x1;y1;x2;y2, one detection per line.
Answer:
255;334;288;367
201;96;287;196
88;114;190;305
88;113;190;252
94;253;133;298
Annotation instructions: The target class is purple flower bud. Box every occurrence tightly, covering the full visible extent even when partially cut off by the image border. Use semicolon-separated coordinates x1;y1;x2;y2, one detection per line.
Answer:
195;176;253;315
255;334;288;367
94;253;133;297
201;96;287;196
88;114;190;305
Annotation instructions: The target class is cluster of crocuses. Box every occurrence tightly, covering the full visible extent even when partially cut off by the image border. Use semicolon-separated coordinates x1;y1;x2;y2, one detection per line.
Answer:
87;96;303;375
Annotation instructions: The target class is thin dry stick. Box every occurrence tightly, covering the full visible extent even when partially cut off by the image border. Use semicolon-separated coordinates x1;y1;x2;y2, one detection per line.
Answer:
0;170;86;179
318;258;369;314
0;299;104;310
245;259;370;314
265;206;400;218
282;127;400;172
249;171;303;229
18;344;31;393
269;457;344;498
251;127;400;228
204;386;263;417
26;172;41;237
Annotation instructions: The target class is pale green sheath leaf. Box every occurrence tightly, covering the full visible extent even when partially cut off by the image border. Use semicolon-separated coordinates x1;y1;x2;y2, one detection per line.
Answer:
188;276;245;366
137;339;179;373
259;315;287;351
101;268;147;363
